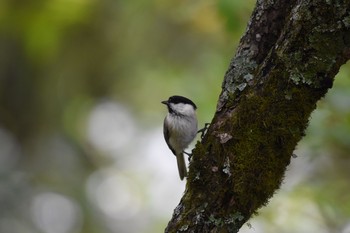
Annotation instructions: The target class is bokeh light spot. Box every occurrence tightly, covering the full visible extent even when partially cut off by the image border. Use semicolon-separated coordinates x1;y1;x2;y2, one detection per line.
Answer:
87;101;136;155
31;192;82;233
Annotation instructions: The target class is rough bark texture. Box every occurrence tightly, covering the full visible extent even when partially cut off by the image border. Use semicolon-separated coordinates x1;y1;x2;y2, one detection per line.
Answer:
165;1;350;232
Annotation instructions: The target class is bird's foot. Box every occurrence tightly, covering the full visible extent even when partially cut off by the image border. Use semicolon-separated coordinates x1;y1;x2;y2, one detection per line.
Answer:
198;123;210;140
183;151;192;161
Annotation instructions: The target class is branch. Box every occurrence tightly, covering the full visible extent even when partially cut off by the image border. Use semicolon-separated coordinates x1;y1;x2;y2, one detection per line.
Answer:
166;0;350;232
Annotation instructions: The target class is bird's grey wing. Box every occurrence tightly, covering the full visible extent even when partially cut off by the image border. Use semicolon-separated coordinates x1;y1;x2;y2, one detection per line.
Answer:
163;120;176;155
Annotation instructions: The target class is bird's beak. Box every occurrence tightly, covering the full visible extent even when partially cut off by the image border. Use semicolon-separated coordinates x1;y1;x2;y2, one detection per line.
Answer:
161;100;168;105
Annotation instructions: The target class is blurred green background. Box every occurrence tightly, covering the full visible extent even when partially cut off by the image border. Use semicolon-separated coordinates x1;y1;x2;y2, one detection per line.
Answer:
0;0;349;233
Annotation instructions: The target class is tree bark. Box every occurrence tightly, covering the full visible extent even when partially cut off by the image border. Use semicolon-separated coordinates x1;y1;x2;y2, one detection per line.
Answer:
165;0;350;232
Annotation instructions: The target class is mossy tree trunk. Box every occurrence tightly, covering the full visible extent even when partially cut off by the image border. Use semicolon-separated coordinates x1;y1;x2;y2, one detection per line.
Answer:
165;0;350;232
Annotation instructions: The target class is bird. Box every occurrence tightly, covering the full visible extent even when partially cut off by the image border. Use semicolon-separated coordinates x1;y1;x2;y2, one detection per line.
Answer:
161;95;198;180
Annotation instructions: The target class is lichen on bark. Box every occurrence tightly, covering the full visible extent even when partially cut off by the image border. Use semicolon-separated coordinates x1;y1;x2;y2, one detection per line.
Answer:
165;1;350;232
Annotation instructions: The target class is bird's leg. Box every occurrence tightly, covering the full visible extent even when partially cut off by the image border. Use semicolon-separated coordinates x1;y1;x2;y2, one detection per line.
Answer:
198;123;210;140
186;123;211;162
183;151;191;156
183;151;192;161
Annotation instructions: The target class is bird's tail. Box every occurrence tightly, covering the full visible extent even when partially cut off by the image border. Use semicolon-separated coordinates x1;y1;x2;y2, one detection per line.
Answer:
176;153;187;180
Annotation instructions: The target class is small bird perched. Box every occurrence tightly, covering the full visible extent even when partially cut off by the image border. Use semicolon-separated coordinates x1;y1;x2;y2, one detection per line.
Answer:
161;95;198;180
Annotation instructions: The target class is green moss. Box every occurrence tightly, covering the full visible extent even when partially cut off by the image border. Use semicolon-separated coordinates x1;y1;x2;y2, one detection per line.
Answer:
277;2;349;89
214;68;318;215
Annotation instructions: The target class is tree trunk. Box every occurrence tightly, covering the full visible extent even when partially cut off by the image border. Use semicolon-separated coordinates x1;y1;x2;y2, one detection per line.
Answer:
165;0;350;232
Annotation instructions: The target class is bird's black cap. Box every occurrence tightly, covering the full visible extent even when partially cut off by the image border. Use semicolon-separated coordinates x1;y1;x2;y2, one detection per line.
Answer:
162;95;197;109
